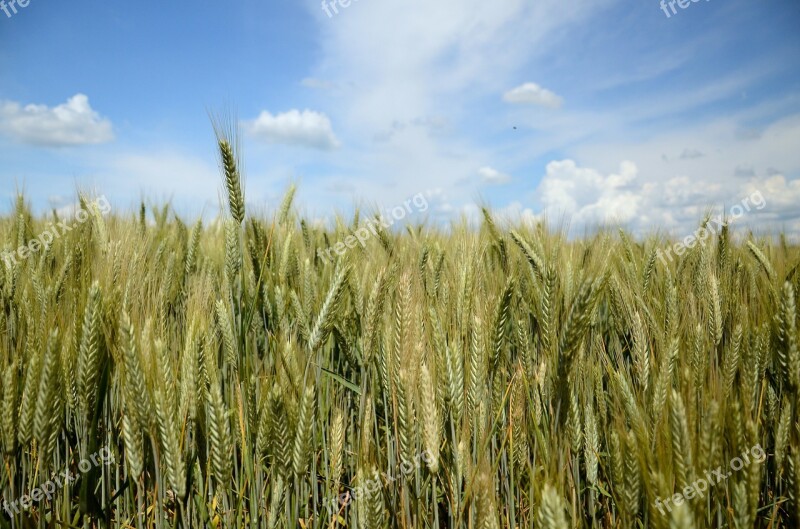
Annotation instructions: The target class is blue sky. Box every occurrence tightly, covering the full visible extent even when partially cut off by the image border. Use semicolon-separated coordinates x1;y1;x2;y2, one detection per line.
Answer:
1;0;799;234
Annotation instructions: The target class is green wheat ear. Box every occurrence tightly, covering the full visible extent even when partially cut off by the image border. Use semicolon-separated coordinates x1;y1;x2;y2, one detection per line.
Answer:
278;184;297;226
747;240;776;282
1;365;17;454
77;281;103;421
220;139;245;224
212;116;245;225
33;329;60;461
537;484;569;529
292;385;315;478
207;374;233;487
328;405;346;490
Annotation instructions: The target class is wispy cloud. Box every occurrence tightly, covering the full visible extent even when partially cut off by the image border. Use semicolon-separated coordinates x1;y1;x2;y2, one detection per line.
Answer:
297;0;600;207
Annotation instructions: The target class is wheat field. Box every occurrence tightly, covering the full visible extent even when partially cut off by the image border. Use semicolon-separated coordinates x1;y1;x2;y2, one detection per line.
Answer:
0;138;799;528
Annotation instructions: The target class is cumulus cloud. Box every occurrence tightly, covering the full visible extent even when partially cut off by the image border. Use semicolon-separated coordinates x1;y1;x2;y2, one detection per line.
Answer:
503;83;563;108
536;160;641;225
0;94;114;146
742;173;800;223
563;112;800;234
478;166;511;184
650;170;800;235
246;109;340;150
532;152;800;237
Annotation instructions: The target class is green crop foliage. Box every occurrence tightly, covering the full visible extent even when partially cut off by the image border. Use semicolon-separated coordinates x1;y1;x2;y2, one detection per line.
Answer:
0;135;799;528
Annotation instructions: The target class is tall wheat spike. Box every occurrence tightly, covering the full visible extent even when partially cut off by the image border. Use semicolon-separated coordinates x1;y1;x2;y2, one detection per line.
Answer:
292;385;315;478
746;240;776;282
419;362;440;472
670;389;693;490
77;281;102;420
17;332;42;445
33;329;59;459
632;312;650;392
777;281;799;389
217;136;245;225
308;265;348;352
329;405;346;490
154;385;186;498
1;365;16;453
268;384;291;474
584;399;599;486
207;374;232;487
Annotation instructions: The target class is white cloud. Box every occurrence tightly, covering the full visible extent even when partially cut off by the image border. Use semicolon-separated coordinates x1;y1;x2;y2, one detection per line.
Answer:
740;174;800;229
532;133;800;237
503;82;563;108
246;109;340;150
478;166;511;184
567;113;800;234
0;94;114;146
536;159;641;226
300;0;786;220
